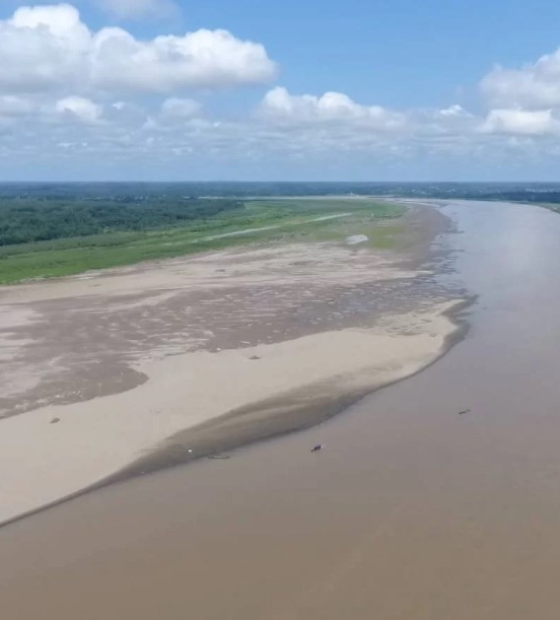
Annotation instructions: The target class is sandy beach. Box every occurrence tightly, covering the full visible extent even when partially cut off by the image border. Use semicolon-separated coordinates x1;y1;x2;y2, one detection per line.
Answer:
0;206;462;525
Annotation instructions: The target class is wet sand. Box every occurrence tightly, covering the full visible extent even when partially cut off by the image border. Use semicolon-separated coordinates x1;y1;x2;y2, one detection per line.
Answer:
0;205;460;525
2;199;560;620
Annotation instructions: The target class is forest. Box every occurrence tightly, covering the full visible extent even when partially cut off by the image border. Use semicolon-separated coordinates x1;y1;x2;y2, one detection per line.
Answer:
0;197;243;246
2;182;560;249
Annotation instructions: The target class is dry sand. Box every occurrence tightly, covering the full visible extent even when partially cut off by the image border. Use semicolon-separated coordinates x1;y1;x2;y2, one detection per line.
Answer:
0;207;462;525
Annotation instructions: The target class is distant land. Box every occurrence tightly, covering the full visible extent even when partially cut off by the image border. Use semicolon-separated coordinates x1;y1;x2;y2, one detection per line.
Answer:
1;181;560;203
1;182;559;283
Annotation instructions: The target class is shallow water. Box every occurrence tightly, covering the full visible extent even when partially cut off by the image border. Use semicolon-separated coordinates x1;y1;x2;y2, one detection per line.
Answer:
3;200;560;620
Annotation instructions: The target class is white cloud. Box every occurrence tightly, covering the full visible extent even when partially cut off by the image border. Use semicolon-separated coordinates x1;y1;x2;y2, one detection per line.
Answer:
160;98;202;120
3;8;560;179
0;4;276;95
261;87;406;128
439;104;470;118
93;28;277;93
97;0;179;20
479;47;560;137
55;96;103;123
0;4;90;93
481;109;558;136
481;49;560;109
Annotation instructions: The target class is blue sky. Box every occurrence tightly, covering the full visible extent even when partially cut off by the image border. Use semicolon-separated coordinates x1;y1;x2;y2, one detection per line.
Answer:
1;0;560;180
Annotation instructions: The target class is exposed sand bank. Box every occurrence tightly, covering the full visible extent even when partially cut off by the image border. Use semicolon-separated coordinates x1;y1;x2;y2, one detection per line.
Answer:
0;303;460;525
0;206;463;525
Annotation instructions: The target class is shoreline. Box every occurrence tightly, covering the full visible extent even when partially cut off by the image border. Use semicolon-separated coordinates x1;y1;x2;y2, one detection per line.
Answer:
114;297;471;481
0;298;469;529
0;299;470;530
0;205;466;527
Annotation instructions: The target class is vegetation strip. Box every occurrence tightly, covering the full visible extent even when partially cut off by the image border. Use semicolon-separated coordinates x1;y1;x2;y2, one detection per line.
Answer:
0;198;405;284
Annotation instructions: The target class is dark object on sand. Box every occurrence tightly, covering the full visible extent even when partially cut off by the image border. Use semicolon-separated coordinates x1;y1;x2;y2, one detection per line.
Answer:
208;455;231;460
50;417;61;424
311;444;324;453
458;409;471;415
249;355;261;360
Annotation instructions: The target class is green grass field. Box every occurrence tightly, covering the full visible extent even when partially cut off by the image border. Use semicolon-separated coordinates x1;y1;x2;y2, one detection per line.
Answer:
0;198;406;284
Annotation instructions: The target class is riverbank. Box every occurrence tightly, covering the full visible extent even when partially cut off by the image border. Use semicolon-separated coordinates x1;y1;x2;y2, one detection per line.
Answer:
0;197;404;284
0;205;463;525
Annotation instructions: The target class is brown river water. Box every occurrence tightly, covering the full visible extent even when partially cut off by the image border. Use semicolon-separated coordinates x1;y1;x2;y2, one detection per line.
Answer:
3;200;560;620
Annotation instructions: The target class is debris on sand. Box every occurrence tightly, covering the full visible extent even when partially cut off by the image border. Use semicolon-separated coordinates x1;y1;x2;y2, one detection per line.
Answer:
346;235;369;246
208;455;231;460
249;355;261;360
50;418;61;424
311;444;324;453
458;409;471;415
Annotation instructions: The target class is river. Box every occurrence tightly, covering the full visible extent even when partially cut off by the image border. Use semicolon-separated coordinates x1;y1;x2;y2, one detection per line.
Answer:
2;200;560;620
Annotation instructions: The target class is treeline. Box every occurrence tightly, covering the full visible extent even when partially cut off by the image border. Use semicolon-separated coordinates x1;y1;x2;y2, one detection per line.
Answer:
2;182;560;201
0;198;243;246
475;191;560;204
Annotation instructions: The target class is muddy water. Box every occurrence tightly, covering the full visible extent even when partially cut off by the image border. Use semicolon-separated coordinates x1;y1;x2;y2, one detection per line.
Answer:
3;200;560;619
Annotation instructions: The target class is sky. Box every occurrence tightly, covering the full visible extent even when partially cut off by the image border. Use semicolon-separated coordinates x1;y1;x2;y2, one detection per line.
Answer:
3;0;560;181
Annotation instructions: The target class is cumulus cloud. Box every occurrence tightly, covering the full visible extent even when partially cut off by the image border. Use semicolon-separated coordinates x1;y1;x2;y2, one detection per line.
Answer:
439;104;470;118
261;87;406;128
0;4;90;93
0;4;276;95
97;0;179;20
481;49;560;109
2;5;560;179
160;98;202;120
55;96;103;123
481;109;558;136
479;47;560;137
93;28;277;93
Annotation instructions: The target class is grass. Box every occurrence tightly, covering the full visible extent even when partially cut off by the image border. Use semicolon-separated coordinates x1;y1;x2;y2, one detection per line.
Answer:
0;198;406;284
